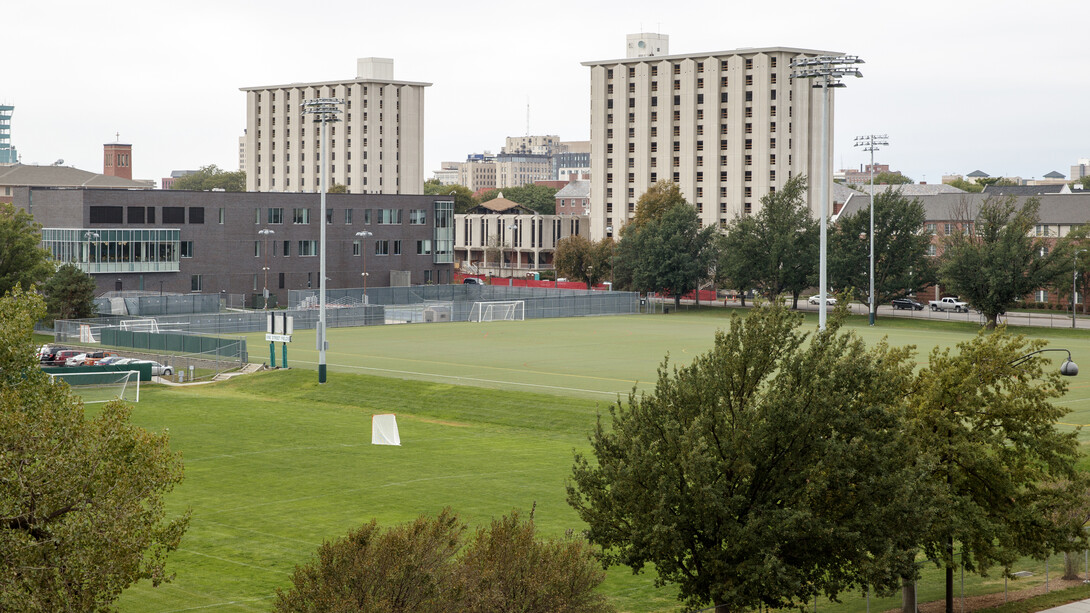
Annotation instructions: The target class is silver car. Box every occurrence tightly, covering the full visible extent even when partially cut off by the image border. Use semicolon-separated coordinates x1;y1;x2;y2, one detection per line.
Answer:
130;360;174;376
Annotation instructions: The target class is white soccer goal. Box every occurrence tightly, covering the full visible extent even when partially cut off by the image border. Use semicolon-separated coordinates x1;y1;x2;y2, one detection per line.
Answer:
48;370;140;404
119;318;161;333
468;300;526;322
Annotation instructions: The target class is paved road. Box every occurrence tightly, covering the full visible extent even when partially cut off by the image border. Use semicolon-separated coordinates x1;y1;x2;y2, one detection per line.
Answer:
1041;597;1090;613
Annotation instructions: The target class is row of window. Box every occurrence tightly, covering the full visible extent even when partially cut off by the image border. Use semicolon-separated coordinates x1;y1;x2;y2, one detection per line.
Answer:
258;207;425;225
91;206;205;225
606;136;782;155
607;74;778;95
606;57;775;80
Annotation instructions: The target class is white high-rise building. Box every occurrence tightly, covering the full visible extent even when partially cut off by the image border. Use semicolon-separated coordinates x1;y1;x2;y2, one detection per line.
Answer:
241;58;429;194
582;42;840;239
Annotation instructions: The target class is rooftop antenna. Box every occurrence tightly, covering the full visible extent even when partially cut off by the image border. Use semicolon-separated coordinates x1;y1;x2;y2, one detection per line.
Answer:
115;131;119;142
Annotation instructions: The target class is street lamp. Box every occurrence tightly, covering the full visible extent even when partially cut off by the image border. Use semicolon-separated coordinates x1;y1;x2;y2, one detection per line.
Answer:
1010;348;1079;377
355;230;373;304
854;134;888;326
606;225;615;291
302;96;344;384
1074;249;1087;329
258;228;275;309
791;54;864;330
84;231;99;268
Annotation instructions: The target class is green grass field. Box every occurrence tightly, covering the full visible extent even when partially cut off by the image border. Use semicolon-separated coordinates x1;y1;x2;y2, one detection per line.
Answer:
111;309;1090;612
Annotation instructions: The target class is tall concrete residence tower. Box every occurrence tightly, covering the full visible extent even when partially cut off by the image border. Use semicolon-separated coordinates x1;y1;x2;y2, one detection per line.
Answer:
582;38;840;239
103;140;133;180
242;58;429;195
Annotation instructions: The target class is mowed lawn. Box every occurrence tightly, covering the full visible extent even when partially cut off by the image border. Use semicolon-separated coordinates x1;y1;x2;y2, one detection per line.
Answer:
113;309;1090;612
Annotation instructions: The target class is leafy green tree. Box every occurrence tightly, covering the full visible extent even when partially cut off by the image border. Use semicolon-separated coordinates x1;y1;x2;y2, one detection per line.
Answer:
424;180;478;214
0;287;188;611
568;305;924;613
455;510;612;613
945;177;983;193
630;181;687;230
907;330;1087;613
1069;176;1090;191
829;188;937;307
43;263;98;322
872;171;913;185
555;236;613;289
328;183;348;194
169;164;246;191
478;184;559;214
977;177;1018;188
1059;225;1090;314
939;196;1066;328
0;202;53;297
620;204;716;308
719;175;817;307
275;508;613;613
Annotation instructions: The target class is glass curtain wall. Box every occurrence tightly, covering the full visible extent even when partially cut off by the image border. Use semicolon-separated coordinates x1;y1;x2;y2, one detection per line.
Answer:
42;228;181;273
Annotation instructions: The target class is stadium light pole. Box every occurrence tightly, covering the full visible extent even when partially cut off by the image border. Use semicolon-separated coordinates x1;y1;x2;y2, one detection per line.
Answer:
854;134;888;326
355;230;373;304
791;54;864;330
606;225;615;291
258;228;275;309
1074;249;1087;329
302;97;344;384
506;223;518;280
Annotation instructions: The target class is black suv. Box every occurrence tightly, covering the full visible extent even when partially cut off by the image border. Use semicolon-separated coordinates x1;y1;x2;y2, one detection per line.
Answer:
891;298;924;310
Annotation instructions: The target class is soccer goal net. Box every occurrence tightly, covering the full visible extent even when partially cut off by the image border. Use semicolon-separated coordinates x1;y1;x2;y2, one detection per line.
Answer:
120;318;161;333
468;300;525;322
48;370;140;404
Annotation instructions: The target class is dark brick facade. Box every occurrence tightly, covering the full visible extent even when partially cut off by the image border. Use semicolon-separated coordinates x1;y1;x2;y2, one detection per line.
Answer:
15;187;453;305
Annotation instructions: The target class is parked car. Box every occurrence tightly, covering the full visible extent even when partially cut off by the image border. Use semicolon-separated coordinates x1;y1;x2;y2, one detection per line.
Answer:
65;353;89;367
82;351;118;366
97;355;126;366
807;295;838;306
463;277;485;285
39;345;69;364
929;296;969;312
130;360;173;376
49;350;82;366
891;298;924;311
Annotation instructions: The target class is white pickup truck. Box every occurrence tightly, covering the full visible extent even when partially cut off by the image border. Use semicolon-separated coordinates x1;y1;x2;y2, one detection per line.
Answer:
928;296;969;312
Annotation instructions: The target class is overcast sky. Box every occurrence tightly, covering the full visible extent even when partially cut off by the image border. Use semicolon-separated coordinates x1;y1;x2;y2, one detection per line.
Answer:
6;0;1089;186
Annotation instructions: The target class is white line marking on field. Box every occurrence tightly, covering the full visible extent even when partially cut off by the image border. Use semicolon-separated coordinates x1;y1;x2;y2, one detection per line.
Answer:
178;549;291;575
156;595;274;613
197;519;319;547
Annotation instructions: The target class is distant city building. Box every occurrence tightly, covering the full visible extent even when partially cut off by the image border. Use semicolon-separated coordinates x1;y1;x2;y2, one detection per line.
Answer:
1071;159;1090;181
238;130;246;172
459;156;497;192
241;58;430;195
495;152;552;187
841;163;906;185
0;105;18;165
503;135;562;155
438;139;592;189
431;162;460;185
161;170;198;191
555;180;590;218
103;140;132;180
583;38;839;239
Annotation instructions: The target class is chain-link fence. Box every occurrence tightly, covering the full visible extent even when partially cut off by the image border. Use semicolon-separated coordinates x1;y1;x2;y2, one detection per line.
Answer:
93;292;245;316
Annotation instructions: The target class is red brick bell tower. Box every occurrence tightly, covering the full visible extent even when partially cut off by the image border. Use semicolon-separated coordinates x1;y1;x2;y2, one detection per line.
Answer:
103;135;132;180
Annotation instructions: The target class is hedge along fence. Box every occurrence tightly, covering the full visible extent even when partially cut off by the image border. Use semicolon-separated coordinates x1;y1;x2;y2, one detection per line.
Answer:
99;328;247;362
42;362;154;382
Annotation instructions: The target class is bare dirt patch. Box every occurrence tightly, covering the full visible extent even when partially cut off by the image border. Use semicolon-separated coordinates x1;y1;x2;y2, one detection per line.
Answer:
886;579;1088;613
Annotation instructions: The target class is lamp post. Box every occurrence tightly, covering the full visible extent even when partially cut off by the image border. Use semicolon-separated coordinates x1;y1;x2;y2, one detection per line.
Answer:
606;225;615;291
1010;348;1079;377
1074;249;1087;329
258;228;274;309
506;223;518;280
854;134;888;326
355;230;373;304
791;54;864;330
302;97;344;384
84;231;99;269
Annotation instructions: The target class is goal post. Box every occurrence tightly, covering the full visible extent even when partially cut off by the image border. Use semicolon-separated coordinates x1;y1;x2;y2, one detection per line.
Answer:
468;300;525;322
119;318;161;333
48;370;140;404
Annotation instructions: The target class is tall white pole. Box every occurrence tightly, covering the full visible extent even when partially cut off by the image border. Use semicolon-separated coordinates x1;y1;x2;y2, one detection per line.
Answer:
819;76;829;330
319;117;328;383
868;145;876;326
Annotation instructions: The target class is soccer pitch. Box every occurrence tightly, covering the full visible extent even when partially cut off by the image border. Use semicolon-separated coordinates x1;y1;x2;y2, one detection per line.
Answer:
114;309;1090;612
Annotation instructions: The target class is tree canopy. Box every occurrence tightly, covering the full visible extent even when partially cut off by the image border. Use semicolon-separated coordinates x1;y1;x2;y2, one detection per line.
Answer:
718;175;817;307
169;165;246;191
616;203;716;308
43;263;98;322
829;188;937;307
274;508;611;613
0;287;189;610
939;196;1066;328
906;329;1087;612
554;235;614;289
0;202;53;297
630;181;687;230
478;184;559;214
424;180;478;214
871;171;913;185
569;305;923;612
